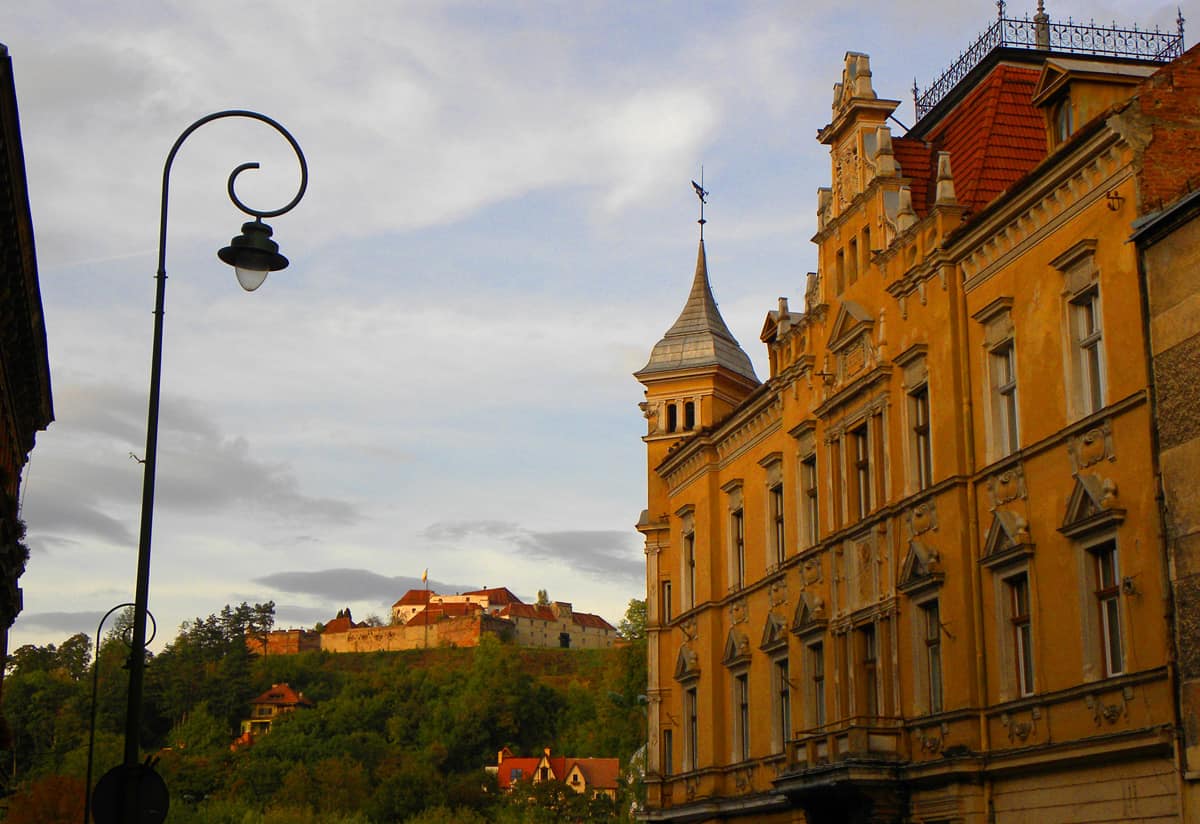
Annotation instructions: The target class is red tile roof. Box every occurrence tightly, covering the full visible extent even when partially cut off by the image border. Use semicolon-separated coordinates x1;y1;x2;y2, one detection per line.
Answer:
463;587;524;605
569;758;621;791
494;752;620;792
321;614;358;634
407;601;484;625
572;611;616;631
392;589;433;607
892;138;934;214
495;757;542;789
921;63;1046;214
502;602;558;621
249;683;313;708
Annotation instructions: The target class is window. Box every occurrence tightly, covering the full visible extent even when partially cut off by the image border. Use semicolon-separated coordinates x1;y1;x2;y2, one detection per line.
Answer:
1054;97;1074;143
774;658;791;753
770;483;786;565
684;401;696;430
1092;541;1123;676
809;642;826;728
831;439;844;528
684;532;696;610
860;625;879;717
835;248;846;294
667;403;678;433
852;424;871;519
734;673;750;762
1053;241;1104;420
1007;573;1035;696
661;581;673;623
1071;289;1104;414
847;238;859;285
685;687;698;771
801;454;819;546
910;385;933;491
732;508;745;589
990;341;1019;457
921;600;943;713
661;728;673;776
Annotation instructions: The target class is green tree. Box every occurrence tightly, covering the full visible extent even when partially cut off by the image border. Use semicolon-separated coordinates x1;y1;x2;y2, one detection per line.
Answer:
617;599;646;642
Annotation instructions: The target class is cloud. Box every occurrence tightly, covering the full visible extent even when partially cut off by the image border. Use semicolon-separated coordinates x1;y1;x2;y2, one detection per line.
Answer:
423;520;643;581
21;380;357;548
253;569;478;603
13;611;105;637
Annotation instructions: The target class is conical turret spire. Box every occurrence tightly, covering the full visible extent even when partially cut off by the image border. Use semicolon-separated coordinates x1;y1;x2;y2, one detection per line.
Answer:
636;240;758;382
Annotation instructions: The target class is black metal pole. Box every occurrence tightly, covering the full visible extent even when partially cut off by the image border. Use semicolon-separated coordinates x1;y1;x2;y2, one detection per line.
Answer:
118;110;306;824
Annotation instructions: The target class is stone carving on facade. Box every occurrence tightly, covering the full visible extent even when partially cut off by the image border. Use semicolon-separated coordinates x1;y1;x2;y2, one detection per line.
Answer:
768;577;789;608
800;555;823;586
1000;708;1039;743
733;764;755;794
1067;421;1115;472
906;500;939;537
1086;686;1133;726
987;464;1027;508
680;615;699;642
1060;473;1125;538
760;611;789;652
723;628;751;667
914;723;949;755
729;595;749;626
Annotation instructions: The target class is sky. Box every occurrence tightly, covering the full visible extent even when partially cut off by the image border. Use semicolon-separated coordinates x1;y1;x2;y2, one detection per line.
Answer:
5;1;1187;651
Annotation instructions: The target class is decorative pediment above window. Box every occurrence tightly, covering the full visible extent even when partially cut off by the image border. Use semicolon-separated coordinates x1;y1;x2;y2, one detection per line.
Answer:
827;300;874;353
674;645;700;682
791;592;828;637
759;611;788;653
980;509;1034;570
723;628;751;668
898;540;944;596
1059;473;1125;539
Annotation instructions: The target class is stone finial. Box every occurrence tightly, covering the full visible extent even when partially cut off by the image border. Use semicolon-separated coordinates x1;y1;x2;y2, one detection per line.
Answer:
934;151;958;206
817;187;833;230
875;126;898;176
853;54;876;100
896;187;919;232
832;81;844;114
1034;0;1050;49
777;297;791;334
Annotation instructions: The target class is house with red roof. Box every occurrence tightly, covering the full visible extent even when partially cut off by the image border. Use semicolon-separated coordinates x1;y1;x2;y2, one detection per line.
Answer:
238;682;313;739
489;747;621;801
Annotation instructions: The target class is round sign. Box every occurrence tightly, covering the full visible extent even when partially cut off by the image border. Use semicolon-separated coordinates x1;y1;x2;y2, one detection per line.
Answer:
90;763;169;824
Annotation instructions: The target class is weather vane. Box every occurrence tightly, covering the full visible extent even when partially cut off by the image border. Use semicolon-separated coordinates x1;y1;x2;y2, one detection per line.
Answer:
691;170;709;240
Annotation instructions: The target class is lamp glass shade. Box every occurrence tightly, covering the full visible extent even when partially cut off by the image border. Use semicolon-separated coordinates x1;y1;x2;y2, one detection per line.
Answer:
235;266;270;292
218;220;289;291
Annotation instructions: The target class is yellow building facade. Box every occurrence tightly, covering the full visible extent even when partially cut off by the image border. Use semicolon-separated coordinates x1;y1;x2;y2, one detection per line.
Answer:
637;12;1195;824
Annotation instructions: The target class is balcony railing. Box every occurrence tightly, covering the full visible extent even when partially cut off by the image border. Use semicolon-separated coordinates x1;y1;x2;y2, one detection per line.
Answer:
914;7;1185;120
787;716;908;770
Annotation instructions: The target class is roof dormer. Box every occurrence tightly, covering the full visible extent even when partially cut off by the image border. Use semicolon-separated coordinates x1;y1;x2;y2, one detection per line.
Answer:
1031;57;1157;149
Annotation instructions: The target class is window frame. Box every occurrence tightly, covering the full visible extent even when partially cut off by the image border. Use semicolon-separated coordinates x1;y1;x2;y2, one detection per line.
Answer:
910;384;933;492
992;341;1020;457
733;671;751;762
921;599;944;714
1091;539;1124;677
808;641;826;728
773;656;791;754
1006;572;1035;697
684;686;699;772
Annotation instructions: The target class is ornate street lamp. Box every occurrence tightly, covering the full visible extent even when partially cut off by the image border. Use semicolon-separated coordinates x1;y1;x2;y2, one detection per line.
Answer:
90;110;307;824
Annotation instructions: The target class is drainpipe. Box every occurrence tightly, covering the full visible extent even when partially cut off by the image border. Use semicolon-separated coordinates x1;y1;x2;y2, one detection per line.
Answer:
951;255;993;811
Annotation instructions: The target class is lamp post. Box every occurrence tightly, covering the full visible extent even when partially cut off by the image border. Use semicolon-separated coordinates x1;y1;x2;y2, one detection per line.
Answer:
97;111;307;824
